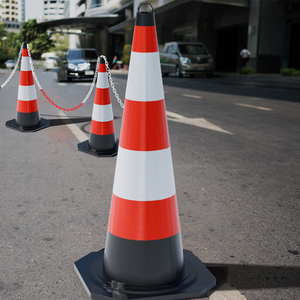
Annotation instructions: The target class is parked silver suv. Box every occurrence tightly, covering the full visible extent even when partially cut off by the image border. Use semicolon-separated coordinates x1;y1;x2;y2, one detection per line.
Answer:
159;42;214;77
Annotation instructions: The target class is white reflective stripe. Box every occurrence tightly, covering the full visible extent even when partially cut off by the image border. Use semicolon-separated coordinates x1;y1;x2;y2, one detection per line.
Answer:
113;146;176;201
17;84;37;101
20;56;31;71
92;103;114;122
96;72;109;89
125;51;164;102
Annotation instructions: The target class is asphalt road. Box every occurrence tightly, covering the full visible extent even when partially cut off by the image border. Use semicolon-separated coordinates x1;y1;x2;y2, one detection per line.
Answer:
0;66;299;300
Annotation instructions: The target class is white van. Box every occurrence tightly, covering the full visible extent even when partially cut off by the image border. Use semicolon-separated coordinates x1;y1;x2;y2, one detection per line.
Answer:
41;52;59;71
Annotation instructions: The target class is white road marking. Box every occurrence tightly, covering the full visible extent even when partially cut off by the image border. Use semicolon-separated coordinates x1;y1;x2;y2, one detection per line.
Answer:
235;103;272;111
207;283;247;300
58;83;67;86
166;111;232;135
182;94;202;99
58;110;88;142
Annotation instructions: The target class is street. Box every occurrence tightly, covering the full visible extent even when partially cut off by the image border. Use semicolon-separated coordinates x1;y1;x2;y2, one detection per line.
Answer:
0;66;299;300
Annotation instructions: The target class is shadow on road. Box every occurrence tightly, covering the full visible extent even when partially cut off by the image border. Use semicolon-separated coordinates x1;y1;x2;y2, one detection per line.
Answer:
206;263;300;290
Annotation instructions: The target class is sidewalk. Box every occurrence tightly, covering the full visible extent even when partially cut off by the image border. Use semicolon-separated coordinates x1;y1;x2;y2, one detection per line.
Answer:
218;72;300;83
110;68;300;83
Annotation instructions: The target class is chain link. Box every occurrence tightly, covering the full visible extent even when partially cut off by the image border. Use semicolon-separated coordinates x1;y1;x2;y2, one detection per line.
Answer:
1;42;123;111
0;44;23;89
27;44;100;111
101;55;124;109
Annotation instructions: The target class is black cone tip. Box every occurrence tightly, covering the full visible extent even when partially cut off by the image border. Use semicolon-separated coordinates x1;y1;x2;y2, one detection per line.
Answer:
100;57;105;64
23;41;28;49
136;3;155;26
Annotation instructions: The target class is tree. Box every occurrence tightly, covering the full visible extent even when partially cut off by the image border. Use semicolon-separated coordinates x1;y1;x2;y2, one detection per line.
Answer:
14;19;54;58
0;22;17;62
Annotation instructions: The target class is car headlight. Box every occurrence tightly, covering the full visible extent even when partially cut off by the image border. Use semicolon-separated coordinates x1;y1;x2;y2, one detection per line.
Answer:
78;62;90;71
68;63;77;70
180;57;191;64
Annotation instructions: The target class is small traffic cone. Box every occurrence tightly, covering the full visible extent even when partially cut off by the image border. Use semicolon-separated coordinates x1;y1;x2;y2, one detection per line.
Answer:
78;57;118;157
6;42;51;132
74;3;216;300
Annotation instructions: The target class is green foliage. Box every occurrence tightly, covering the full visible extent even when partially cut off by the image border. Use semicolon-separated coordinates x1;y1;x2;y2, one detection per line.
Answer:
49;33;69;54
0;22;17;62
280;68;300;77
237;67;256;75
14;19;54;58
121;44;131;66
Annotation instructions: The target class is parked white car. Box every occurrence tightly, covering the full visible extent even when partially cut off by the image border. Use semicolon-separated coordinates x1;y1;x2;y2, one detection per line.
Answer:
4;60;16;69
41;52;59;71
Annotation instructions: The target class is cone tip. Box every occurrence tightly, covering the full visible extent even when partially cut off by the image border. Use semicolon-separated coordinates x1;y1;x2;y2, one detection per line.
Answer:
23;41;28;49
100;57;105;64
136;3;155;26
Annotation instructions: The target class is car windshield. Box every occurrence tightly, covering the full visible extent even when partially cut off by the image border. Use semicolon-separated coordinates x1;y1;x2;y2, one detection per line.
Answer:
178;44;208;55
84;50;97;59
7;60;15;63
67;50;83;60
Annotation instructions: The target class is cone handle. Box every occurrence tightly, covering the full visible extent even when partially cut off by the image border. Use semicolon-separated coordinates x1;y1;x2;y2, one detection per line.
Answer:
137;2;153;13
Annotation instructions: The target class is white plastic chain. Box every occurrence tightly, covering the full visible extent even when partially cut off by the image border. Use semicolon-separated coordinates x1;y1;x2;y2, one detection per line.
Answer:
101;55;124;109
0;44;23;89
1;42;124;111
27;44;100;111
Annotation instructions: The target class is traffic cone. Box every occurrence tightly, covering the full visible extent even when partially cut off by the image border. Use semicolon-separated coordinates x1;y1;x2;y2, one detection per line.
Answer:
77;57;118;157
74;3;216;299
6;42;51;132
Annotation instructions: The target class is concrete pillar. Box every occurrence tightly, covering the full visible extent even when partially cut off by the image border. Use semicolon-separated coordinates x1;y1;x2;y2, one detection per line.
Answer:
247;0;285;73
247;0;260;70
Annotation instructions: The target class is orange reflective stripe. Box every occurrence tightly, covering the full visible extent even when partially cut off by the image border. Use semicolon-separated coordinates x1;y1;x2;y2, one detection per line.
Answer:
120;99;169;151
108;194;180;241
90;119;115;135
17;99;38;113
22;49;29;57
19;71;34;86
132;25;158;53
94;88;111;105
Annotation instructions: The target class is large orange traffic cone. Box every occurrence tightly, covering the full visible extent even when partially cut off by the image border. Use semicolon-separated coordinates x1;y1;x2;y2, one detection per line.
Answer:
6;42;51;132
78;57;118;157
74;3;216;299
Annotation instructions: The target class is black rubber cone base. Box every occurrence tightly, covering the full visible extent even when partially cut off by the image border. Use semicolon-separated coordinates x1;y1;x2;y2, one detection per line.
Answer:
6;118;51;132
78;140;119;158
74;249;216;300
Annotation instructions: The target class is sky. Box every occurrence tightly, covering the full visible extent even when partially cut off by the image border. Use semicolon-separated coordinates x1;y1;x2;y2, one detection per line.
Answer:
25;0;44;21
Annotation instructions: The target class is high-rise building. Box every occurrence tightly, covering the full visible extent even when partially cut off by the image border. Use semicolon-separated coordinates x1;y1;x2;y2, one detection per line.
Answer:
19;0;25;22
0;0;22;32
43;0;65;21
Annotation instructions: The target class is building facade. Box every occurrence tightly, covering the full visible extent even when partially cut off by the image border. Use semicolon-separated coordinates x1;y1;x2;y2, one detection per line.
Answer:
39;0;300;73
0;0;23;32
43;0;65;21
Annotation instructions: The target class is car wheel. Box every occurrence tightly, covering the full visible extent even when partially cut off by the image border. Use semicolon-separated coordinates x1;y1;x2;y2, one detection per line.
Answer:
190;74;195;78
175;66;182;77
163;73;169;77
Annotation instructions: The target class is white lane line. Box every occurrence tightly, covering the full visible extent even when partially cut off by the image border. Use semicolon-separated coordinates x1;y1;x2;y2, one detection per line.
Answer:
58;83;67;86
182;94;202;99
166;111;232;135
58;110;88;142
235;103;272;111
208;283;247;300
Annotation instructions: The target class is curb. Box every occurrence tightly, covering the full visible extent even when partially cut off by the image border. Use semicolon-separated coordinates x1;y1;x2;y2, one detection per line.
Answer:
216;72;300;83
